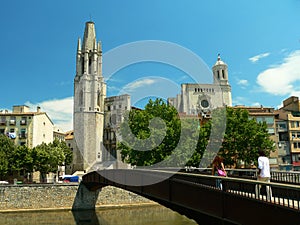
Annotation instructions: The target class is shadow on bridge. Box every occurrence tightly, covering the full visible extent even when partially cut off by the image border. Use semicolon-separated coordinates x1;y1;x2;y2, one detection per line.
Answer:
73;169;300;225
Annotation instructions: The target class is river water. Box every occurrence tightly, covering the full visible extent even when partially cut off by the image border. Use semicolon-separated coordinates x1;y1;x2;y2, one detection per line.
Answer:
0;205;197;225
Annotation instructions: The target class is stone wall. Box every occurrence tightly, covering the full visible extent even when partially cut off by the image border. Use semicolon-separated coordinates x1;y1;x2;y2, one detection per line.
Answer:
0;184;154;211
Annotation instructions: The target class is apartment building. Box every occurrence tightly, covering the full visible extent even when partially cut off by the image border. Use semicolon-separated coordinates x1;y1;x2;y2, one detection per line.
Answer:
0;105;54;148
276;96;300;171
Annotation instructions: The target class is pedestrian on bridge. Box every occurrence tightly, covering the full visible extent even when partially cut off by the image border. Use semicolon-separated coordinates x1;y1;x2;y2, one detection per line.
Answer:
256;149;272;201
212;155;227;189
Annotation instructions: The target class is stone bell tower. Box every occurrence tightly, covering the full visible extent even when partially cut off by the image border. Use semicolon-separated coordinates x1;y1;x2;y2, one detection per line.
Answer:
212;54;232;106
73;21;106;172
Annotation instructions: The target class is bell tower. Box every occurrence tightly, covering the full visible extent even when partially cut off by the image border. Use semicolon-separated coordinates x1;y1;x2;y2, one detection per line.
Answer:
212;54;232;106
73;21;106;172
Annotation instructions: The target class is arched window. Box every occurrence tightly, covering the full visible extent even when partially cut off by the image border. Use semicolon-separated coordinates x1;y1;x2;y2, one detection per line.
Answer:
79;90;83;106
97;91;101;108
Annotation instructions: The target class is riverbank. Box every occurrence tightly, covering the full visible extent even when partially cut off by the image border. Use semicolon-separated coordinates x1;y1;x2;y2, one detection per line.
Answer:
0;184;155;212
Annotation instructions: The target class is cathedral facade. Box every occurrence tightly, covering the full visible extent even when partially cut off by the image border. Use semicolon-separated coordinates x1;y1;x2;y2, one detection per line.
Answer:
168;54;232;116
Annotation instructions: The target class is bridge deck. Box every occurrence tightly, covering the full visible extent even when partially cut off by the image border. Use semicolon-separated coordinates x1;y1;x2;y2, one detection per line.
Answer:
82;169;300;225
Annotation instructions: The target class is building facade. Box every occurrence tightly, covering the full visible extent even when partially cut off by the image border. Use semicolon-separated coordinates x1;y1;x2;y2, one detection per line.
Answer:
0;105;54;148
276;96;300;170
103;94;131;169
168;54;232;116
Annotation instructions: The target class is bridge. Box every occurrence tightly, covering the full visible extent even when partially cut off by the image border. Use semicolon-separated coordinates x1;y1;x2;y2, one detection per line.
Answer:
74;169;300;225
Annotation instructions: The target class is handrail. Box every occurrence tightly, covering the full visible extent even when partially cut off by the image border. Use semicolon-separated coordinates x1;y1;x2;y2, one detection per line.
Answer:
124;169;300;210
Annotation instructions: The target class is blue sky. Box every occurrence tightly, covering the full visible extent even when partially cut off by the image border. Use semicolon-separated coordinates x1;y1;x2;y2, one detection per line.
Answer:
1;0;300;131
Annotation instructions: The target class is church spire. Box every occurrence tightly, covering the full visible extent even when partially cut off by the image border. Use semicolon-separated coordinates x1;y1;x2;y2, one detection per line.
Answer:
82;21;96;51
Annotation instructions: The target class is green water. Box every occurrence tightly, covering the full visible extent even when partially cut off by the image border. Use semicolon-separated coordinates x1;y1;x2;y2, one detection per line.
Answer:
0;205;198;225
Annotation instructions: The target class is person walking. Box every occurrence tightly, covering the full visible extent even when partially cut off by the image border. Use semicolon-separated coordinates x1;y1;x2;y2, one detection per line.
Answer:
212;155;227;189
256;149;272;201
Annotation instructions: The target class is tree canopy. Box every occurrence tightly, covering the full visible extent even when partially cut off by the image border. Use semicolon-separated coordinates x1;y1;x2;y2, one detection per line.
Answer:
0;135;72;181
117;99;275;168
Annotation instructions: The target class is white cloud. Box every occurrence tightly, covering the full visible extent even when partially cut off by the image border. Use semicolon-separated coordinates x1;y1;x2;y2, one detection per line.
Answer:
237;79;249;89
122;78;157;93
249;52;270;63
25;97;73;132
256;50;300;96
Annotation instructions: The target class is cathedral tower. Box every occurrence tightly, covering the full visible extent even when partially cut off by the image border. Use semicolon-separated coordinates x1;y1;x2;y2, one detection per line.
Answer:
212;54;232;106
73;21;106;172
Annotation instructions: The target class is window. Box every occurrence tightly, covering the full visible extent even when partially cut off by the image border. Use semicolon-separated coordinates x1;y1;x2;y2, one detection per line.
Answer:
265;117;274;124
0;116;6;125
291;132;300;139
0;128;5;134
201;100;209;108
292;154;300;162
222;70;225;79
256;116;274;124
88;56;92;74
217;71;220;79
20;117;27;125
81;58;84;74
256;117;263;123
291;121;300;128
277;123;286;129
19;128;26;138
267;128;275;134
293;142;300;149
79;90;83;106
9;116;16;125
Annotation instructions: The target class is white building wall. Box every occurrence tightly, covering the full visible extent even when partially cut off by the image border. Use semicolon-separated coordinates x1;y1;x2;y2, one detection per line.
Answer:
32;114;54;147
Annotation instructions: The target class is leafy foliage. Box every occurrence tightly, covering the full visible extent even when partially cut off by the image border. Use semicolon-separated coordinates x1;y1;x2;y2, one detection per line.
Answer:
0;135;72;181
0;135;16;179
219;107;275;167
118;99;181;166
117;100;275;168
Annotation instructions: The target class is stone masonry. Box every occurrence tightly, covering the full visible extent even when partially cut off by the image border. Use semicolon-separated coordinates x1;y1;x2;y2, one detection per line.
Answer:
0;184;154;211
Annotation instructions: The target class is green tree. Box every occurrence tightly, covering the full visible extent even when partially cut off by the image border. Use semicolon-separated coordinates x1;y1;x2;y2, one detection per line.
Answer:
219;107;275;168
34;139;72;181
118;102;275;169
118;98;200;167
118;99;179;166
50;139;73;166
10;145;34;179
0;135;15;179
186;120;211;167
